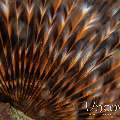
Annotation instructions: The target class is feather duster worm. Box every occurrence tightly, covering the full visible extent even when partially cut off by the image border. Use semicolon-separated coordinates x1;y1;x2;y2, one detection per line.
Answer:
0;0;119;119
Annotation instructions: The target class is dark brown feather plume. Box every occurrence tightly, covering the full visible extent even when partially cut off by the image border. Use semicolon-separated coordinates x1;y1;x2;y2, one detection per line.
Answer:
0;0;119;119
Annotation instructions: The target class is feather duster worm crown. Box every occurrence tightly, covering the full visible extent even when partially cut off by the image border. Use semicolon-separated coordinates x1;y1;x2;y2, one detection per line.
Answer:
0;0;119;119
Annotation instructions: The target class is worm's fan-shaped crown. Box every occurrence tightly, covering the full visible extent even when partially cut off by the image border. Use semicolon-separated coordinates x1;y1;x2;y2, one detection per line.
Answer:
0;0;120;119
